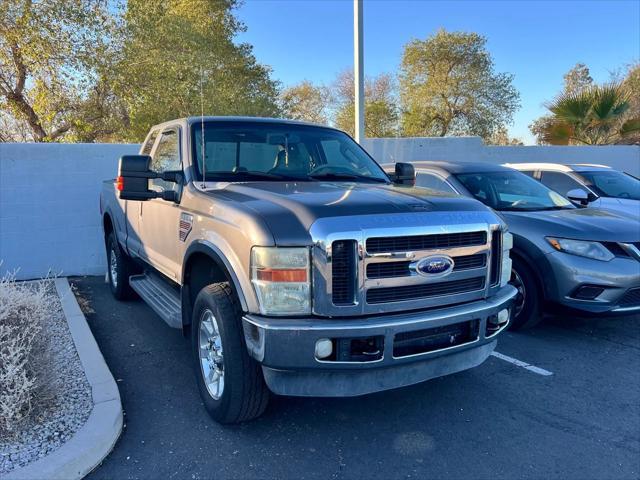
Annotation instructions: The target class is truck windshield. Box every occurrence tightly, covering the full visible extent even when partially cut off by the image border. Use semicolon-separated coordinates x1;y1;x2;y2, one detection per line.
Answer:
456;171;574;211
574;170;640;200
191;121;389;183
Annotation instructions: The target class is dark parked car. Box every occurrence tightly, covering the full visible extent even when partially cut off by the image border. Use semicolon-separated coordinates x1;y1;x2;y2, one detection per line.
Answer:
394;161;640;329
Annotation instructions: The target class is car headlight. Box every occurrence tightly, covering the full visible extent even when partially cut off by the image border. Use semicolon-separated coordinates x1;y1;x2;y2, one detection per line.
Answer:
251;247;311;315
546;237;614;262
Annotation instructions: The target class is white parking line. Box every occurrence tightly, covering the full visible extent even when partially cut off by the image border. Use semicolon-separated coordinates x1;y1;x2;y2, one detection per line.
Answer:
490;351;554;376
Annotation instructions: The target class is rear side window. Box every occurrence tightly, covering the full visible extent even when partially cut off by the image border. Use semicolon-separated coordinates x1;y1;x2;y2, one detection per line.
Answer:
150;130;181;192
141;130;159;155
540;171;582;196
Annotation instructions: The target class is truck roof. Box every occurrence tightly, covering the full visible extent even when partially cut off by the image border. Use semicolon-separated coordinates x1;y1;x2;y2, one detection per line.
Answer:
150;116;341;132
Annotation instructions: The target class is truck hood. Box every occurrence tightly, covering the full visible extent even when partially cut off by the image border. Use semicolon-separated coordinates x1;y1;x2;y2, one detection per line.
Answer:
206;181;494;244
503;207;640;243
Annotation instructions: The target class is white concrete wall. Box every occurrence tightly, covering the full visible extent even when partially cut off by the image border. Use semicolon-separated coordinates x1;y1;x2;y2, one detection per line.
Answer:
1;138;638;280
362;137;640;177
0;143;139;280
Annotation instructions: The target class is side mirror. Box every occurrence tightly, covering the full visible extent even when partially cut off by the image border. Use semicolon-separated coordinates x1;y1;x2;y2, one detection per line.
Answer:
566;188;592;206
394;162;415;186
117;155;182;202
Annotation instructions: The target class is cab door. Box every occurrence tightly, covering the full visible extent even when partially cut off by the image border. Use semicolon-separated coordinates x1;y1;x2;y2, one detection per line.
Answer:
137;127;184;281
124;129;159;256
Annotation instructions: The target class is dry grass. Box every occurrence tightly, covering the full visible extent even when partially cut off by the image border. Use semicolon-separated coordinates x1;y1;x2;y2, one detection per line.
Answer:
70;281;94;315
0;274;54;434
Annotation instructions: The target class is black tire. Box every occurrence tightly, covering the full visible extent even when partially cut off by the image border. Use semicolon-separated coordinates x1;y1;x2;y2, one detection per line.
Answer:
191;283;269;424
509;256;543;330
106;232;136;300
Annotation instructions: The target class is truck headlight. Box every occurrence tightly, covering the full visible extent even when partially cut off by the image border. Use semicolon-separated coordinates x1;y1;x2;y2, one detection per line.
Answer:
500;231;513;287
251;247;311;315
546;237;614;262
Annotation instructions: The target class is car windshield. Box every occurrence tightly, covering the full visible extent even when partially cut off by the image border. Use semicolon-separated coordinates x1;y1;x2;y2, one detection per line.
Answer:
191;121;389;183
456;171;574;211
574;170;640;200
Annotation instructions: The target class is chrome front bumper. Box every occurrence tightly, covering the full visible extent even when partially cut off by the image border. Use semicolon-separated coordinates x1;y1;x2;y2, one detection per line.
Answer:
242;285;517;397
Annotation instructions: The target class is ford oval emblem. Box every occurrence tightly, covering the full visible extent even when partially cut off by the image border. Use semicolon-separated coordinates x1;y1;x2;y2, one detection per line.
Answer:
413;255;455;277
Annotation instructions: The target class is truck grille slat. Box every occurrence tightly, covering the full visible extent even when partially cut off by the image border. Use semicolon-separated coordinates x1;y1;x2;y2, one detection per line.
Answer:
489;230;502;286
366;231;486;254
366;254;486;279
331;240;357;305
366;277;485;304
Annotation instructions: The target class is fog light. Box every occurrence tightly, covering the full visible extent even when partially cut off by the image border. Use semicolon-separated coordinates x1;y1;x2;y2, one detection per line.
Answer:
315;339;333;359
497;308;509;325
572;285;605;300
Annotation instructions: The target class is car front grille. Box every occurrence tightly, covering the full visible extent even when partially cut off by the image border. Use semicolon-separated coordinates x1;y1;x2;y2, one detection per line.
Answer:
331;240;357;305
366;277;486;304
366;231;487;254
318;221;501;315
366;254;486;279
619;287;640;308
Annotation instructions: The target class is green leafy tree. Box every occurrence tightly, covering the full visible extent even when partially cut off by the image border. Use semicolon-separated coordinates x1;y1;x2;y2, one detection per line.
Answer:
113;0;280;142
280;81;329;124
0;0;114;142
538;82;640;145
331;70;398;138
399;29;520;140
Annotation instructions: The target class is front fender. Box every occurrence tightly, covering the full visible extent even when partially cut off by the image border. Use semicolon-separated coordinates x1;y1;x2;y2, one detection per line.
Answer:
182;240;255;313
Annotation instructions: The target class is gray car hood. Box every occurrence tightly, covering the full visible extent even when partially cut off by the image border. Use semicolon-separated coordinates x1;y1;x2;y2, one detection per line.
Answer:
503;207;640;243
207;181;495;244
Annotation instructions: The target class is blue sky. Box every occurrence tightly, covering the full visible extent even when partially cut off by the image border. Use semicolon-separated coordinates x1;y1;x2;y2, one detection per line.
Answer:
236;0;640;144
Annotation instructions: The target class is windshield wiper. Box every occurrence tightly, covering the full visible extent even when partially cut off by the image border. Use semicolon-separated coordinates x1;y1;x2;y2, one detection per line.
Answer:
308;172;388;183
231;170;305;181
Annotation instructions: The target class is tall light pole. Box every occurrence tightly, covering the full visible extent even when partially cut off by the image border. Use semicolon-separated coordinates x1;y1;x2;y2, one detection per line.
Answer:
354;0;365;144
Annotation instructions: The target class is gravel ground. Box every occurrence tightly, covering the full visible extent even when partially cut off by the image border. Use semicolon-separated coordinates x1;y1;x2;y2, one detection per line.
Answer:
0;281;93;475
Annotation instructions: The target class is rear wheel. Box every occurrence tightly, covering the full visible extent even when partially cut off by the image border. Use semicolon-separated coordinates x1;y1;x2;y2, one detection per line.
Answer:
509;256;543;330
106;232;136;300
191;283;269;424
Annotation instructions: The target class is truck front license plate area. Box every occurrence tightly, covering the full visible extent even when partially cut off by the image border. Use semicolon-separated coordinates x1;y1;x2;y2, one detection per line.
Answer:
393;320;480;358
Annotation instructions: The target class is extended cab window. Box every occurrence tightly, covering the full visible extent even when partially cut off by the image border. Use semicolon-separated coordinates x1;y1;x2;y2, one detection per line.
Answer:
150;129;181;191
141;130;159;155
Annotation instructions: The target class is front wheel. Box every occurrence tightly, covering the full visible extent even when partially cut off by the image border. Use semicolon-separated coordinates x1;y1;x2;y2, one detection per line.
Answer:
191;283;269;424
508;257;543;330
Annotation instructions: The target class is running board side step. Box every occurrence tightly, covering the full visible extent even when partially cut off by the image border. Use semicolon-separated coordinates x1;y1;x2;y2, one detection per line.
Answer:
129;272;182;329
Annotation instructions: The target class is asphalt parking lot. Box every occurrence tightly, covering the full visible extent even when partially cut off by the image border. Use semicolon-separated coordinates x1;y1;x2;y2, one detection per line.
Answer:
72;276;640;480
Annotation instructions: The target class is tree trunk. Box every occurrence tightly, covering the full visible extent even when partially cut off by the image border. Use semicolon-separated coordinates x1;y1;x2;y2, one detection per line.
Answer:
6;92;48;141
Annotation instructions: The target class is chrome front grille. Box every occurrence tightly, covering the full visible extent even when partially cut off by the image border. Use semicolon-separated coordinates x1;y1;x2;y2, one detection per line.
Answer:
366;231;487;254
367;277;486;304
310;212;504;316
366;253;486;279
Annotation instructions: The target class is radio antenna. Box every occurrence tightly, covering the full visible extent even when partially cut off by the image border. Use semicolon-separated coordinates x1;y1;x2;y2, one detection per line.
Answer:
200;67;206;188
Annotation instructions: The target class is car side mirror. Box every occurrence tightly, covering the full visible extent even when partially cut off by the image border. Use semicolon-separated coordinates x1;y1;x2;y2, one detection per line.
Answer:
117;155;182;202
394;162;415;186
566;188;593;206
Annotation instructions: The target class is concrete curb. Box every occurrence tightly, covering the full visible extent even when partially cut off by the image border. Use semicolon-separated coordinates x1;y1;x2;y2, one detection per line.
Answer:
6;278;123;480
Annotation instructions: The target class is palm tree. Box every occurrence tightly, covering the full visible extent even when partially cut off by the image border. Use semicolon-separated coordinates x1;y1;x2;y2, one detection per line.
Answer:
540;82;640;145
